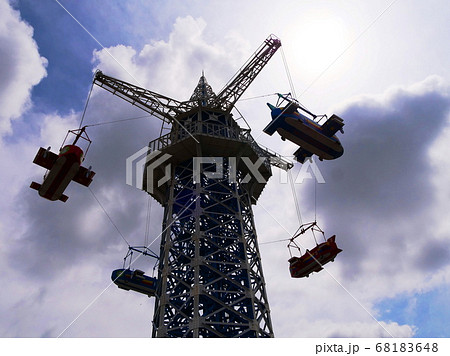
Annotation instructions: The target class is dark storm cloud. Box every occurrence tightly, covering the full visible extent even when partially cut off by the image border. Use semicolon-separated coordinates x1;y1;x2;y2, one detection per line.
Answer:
313;77;450;278
329;87;448;216
415;239;450;272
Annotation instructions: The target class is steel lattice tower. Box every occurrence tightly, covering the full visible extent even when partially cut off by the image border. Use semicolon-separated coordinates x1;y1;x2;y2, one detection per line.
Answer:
94;35;291;337
147;83;273;337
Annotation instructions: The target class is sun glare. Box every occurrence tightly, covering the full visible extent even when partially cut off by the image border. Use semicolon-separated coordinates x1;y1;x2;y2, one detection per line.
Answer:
287;11;352;78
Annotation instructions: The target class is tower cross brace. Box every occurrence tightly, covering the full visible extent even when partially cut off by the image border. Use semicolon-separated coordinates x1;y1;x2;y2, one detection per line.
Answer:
93;35;290;337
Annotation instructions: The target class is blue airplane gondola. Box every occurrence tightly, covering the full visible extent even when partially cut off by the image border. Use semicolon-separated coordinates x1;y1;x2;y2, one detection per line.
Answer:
263;94;344;163
111;269;157;297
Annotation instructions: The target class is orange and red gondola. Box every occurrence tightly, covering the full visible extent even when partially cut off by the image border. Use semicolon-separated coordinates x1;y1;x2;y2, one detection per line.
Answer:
288;222;342;278
289;235;342;278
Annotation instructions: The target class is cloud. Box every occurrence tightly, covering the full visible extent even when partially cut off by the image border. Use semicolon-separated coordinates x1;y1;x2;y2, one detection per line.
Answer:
313;76;450;282
2;2;450;337
5;17;233;282
257;75;450;337
91;15;249;100
297;320;415;338
0;0;47;135
328;76;449;218
2;14;248;337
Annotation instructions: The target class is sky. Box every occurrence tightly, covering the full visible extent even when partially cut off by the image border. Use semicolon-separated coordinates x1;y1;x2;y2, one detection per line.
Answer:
1;0;450;339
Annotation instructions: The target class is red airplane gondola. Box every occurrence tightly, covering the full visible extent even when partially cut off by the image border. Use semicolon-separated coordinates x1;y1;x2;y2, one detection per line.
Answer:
30;127;95;202
288;222;342;278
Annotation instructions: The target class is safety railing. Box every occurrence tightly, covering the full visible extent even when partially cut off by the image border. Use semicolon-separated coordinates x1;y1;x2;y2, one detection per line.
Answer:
147;122;292;171
148;122;250;151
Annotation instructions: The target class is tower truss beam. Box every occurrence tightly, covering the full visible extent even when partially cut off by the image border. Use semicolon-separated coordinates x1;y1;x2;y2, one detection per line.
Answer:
94;71;184;124
214;34;282;112
152;158;273;337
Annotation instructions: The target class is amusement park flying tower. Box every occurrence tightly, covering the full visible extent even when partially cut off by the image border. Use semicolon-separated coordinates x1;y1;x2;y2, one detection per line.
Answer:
93;35;292;337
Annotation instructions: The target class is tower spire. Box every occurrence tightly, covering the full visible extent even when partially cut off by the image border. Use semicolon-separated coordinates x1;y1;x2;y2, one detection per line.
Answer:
190;72;216;107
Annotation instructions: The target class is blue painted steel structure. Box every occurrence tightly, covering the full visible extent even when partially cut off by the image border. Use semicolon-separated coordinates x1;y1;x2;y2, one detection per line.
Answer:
94;35;290;337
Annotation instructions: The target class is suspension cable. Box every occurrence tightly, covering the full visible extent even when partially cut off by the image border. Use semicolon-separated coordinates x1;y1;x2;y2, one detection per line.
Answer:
84;114;151;128
232;105;252;130
259;238;291;246
78;80;95;129
239;93;277;102
280;46;297;99
288;169;302;226
88;186;130;247
314;177;317;223
144;195;153;248
130;195;200;267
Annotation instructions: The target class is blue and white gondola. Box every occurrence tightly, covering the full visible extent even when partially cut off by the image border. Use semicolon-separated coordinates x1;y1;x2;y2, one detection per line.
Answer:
264;100;344;163
111;268;157;297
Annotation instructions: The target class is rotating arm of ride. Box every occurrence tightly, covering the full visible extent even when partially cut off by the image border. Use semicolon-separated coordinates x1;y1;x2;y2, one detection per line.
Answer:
93;71;185;125
93;34;282;120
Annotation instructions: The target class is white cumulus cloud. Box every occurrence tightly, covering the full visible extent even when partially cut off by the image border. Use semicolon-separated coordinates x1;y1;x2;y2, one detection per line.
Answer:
0;0;47;135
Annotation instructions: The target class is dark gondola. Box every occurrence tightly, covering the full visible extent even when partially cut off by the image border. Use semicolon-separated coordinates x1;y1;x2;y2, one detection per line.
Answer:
111;268;157;297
